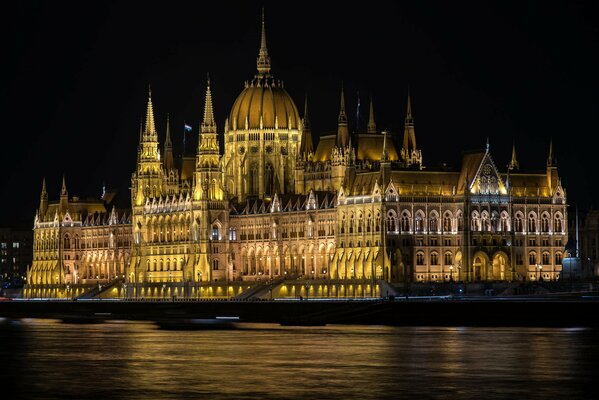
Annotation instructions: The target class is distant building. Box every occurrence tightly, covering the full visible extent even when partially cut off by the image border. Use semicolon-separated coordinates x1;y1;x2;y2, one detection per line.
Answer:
569;209;599;278
25;10;569;298
0;228;32;287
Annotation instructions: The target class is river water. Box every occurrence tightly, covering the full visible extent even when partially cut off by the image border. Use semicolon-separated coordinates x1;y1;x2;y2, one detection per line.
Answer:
0;319;597;399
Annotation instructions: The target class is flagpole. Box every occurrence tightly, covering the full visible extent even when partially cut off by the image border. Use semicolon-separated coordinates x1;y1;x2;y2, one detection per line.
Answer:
183;120;186;156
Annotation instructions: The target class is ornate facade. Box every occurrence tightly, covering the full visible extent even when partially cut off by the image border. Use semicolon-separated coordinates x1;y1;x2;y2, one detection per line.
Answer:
26;11;567;296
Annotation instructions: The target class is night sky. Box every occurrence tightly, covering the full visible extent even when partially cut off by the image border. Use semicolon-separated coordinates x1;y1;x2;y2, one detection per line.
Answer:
1;1;597;229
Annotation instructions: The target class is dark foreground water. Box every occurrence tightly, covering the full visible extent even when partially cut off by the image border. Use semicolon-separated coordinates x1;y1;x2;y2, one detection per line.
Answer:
0;319;597;400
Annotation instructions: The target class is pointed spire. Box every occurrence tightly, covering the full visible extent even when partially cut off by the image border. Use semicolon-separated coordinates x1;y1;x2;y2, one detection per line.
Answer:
144;85;157;137
61;174;68;196
256;7;271;75
336;85;349;148
165;114;172;147
381;130;389;162
303;92;311;130
367;96;376;134
486;137;490;152
338;85;347;124
41;177;47;197
201;74;216;134
402;89;417;160
509;141;519;170
547;138;556;166
300;92;314;157
164;114;174;171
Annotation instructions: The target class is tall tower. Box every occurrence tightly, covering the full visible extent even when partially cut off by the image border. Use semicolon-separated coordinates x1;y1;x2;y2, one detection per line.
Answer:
193;77;228;282
39;177;48;217
331;86;356;191
401;92;423;168
131;88;165;207
222;9;301;201
163;114;174;172
59;175;68;213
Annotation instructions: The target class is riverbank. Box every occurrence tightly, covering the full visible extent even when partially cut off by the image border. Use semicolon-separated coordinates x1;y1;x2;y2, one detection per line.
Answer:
1;296;598;327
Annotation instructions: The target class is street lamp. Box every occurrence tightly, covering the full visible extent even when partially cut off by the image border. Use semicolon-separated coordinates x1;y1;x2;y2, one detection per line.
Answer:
122;283;127;300
162;284;166;301
538;265;543;282
197;271;202;301
449;265;454;282
66;284;71;301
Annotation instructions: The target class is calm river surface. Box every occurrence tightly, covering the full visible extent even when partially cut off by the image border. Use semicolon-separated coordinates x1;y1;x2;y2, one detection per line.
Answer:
0;319;597;399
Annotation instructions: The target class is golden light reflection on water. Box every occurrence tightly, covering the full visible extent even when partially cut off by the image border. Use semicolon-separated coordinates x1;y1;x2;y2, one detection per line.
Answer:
0;320;597;399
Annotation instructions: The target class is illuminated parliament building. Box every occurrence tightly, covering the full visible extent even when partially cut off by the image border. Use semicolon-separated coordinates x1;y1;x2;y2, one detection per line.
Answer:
25;13;567;298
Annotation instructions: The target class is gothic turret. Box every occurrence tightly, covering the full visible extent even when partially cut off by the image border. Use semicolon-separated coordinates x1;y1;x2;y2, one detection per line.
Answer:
39;177;48;217
256;7;271;76
508;141;519;170
299;93;314;158
336;86;349;148
367;97;376;134
401;91;422;168
163;114;174;171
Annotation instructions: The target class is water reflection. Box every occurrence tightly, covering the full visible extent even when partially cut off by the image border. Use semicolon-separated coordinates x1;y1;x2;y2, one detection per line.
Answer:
0;320;597;399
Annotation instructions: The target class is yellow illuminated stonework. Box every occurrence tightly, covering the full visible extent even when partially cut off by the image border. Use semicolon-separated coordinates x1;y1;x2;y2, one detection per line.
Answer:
25;11;566;298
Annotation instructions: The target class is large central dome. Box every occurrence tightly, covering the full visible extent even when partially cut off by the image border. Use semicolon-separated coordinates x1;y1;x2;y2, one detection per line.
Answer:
228;77;300;130
227;9;300;131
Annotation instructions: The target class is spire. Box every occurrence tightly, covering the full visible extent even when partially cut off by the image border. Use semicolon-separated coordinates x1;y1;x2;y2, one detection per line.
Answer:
164;114;174;171
41;177;47;197
61;174;68;196
303;92;311;130
509;141;519;170
486;137;490;152
381;130;389;162
201;74;216;134
547;138;556;166
256;7;271;75
300;92;314;157
336;85;349;148
402;91;416;152
144;85;157;137
367;96;376;134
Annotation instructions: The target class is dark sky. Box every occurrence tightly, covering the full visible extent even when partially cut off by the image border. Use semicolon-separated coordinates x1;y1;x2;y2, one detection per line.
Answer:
1;1;597;229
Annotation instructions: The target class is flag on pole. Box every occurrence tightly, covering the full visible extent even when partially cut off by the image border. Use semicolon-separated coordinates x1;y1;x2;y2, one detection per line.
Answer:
184;124;192;132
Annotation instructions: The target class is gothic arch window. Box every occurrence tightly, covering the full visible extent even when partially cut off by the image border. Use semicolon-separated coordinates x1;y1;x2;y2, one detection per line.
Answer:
555;252;562;265
387;210;397;232
529;252;537;265
401;211;411;232
358;213;363;233
416;252;425;266
213;259;219;271
528;212;537;233
265;163;274;194
430;252;439;265
349;214;354;234
500;211;510;232
471;211;480;232
515;212;524;233
415;211;425;233
429;211;439;233
541;213;550;233
367;213;372;233
481;211;490;232
146;260;150;272
491;211;499;232
456;210;463;231
444;252;452;266
443;211;452;233
63;234;70;250
542;252;550;265
554;213;563;234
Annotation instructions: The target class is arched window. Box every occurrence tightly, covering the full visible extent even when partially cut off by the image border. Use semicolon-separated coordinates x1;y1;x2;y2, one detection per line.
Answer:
387;211;397;232
367;213;372;233
529;252;537;265
542;252;550;265
349;214;354;234
444;253;452;265
430;253;438;265
429;212;439;233
416;252;425;265
471;211;480;231
457;211;463;231
515;213;524;233
415;212;425;232
443;212;452;233
63;234;70;250
146;260;150;272
554;214;563;233
212;259;219;270
541;213;550;233
212;225;219;240
555;253;562;265
500;212;509;232
358;214;363;233
528;213;537;233
481;211;490;232
401;211;410;232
